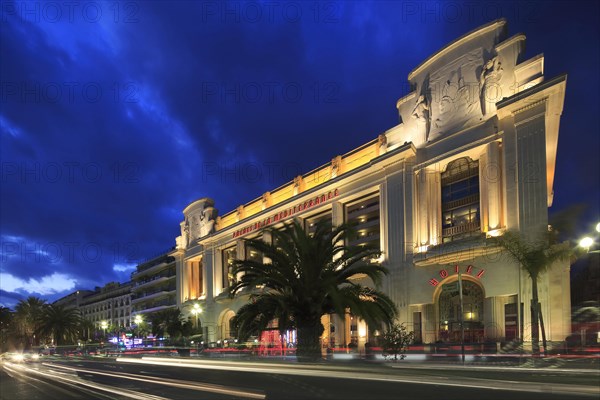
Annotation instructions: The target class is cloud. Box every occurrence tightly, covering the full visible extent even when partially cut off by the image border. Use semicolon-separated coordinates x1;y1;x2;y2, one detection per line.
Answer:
112;263;137;273
0;272;77;296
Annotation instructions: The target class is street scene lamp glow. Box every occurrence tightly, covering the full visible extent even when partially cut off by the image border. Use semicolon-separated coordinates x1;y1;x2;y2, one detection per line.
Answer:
579;237;594;250
100;321;108;330
596;222;600;233
134;315;143;325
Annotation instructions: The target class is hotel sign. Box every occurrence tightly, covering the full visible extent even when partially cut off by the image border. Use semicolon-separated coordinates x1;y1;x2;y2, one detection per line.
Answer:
427;264;485;286
232;189;340;238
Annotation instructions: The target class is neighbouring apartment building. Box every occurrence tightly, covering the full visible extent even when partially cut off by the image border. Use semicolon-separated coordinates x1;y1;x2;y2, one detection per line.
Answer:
172;19;569;351
79;282;133;329
130;251;178;317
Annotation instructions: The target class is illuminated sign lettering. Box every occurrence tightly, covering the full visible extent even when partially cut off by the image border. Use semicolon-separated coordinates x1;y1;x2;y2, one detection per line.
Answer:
232;189;339;238
427;264;485;286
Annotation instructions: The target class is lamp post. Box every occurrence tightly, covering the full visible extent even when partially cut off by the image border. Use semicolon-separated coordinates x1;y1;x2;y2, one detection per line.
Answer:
101;320;108;344
191;303;202;329
134;315;143;347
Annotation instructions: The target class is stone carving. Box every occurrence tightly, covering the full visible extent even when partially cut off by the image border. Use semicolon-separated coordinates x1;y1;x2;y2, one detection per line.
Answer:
293;176;304;195
199;207;216;238
427;48;483;138
331;156;342;178
236;205;245;221
434;74;478;130
177;219;190;249
261;192;271;210
181;198;218;246
411;94;430;141
377;134;388;155
479;56;503;116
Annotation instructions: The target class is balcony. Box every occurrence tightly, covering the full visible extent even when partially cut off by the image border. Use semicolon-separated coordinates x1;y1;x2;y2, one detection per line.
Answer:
133;274;175;290
442;194;480;211
131;287;175;303
135;303;177;315
442;220;480;238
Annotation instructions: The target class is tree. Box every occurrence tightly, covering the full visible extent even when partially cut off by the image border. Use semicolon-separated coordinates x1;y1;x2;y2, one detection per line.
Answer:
381;323;414;362
14;297;47;348
79;318;96;342
0;306;13;352
493;229;573;356
230;219;397;362
149;308;191;345
36;304;81;346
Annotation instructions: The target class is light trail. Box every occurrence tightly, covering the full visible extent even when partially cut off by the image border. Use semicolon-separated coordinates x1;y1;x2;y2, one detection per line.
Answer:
45;362;266;399
2;361;166;400
115;357;600;398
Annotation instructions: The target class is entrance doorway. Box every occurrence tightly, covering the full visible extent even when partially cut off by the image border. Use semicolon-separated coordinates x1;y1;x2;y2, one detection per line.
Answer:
438;280;484;342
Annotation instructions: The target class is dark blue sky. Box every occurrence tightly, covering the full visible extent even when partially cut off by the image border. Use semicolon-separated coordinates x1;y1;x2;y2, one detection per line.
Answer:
1;1;599;308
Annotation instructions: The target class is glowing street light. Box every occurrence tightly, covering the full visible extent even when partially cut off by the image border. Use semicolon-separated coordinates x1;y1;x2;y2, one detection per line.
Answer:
579;237;594;251
191;303;202;329
579;221;600;254
101;320;108;338
134;314;143;325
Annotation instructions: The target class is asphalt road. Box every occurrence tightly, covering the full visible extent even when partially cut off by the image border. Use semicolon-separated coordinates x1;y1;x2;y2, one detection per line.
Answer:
1;357;598;400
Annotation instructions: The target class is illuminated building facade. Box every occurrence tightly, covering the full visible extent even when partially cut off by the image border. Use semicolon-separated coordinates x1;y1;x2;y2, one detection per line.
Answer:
175;20;570;350
131;252;177;317
79;282;133;329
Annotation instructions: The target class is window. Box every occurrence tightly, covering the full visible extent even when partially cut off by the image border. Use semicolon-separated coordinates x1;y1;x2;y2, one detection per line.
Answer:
245;241;263;263
441;158;480;242
345;193;380;250
304;211;332;237
222;246;236;289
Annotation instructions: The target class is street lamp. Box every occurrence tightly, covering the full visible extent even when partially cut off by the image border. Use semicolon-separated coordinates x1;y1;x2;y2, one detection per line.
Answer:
579;221;600;253
133;315;143;347
191;303;202;329
101;320;108;338
579;237;594;251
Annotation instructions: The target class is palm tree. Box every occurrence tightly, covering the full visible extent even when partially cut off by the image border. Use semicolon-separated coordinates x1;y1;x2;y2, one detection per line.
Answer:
230;219;397;362
79;318;96;342
149;308;191;345
36;304;81;346
493;229;573;355
14;297;47;348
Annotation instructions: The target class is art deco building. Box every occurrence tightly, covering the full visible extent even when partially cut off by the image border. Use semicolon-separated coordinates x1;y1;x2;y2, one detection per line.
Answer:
174;20;569;350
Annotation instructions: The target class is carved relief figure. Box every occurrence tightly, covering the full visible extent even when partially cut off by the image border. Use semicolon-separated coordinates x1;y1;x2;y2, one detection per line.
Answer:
412;94;431;141
199;207;216;237
177;219;190;249
293;176;302;195
377;134;388;155
479;57;503;116
331;156;342;179
435;75;478;130
261;192;271;210
190;215;200;240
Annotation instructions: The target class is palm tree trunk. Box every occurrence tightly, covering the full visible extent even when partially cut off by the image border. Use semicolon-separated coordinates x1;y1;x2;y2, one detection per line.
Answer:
538;303;547;356
531;276;540;356
296;319;324;362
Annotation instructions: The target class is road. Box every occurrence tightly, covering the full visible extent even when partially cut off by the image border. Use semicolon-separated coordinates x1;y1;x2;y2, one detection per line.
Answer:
1;356;598;399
